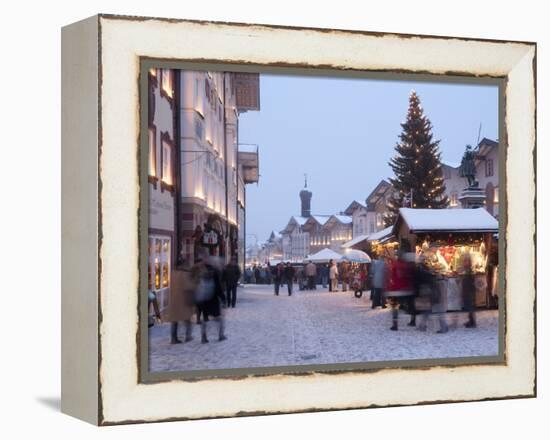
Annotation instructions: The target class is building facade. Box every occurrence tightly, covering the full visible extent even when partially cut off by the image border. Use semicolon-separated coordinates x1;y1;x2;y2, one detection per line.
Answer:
279;186;352;262
443;138;499;218
147;68;177;310
365;180;393;234
177;71;260;265
148;69;260;309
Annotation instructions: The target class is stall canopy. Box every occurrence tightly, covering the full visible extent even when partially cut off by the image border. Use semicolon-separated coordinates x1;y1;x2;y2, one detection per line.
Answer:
304;248;343;263
395;208;498;234
342;249;371;263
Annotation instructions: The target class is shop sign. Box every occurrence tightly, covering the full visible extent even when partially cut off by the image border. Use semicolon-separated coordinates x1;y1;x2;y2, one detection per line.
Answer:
203;231;218;246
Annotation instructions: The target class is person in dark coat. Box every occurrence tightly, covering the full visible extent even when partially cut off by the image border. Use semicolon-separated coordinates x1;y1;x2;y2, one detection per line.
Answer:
320;263;329;289
305;261;317;290
222;257;241;308
462;252;477;328
284;262;295;296
272;262;284;295
254;265;261;284
192;257;227;343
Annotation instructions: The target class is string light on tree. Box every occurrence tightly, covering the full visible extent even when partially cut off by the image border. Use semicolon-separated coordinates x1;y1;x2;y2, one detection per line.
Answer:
384;90;449;226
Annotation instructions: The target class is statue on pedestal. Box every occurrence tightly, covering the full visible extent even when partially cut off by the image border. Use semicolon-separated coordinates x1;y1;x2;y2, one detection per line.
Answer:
459;145;478;188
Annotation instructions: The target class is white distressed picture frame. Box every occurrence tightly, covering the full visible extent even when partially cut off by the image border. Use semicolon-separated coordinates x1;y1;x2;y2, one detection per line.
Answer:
61;14;536;425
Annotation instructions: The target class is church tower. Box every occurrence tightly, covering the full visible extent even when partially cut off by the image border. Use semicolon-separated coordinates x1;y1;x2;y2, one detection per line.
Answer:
299;174;312;218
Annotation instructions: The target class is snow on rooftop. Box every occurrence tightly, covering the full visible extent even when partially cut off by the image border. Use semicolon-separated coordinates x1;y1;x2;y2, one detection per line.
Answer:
238;144;258;153
367;226;394;241
333;215;352;224
341;233;369;248
293;216;309;225
310;215;331;225
398;208;498;233
304;248;343;263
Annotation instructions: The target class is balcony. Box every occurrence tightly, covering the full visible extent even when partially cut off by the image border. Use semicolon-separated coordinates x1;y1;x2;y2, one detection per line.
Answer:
238;144;259;184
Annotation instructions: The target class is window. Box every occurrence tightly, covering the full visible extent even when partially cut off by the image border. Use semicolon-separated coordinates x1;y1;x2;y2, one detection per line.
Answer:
160;69;174;100
160;132;174;190
149;236;171;291
486;158;494;177
148;126;157;179
494;186;499;203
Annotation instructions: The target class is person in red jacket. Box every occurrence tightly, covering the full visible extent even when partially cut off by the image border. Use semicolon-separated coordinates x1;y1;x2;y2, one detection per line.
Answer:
385;250;416;331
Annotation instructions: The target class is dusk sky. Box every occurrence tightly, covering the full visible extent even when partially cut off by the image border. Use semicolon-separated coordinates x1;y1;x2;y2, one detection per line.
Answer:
239;74;499;245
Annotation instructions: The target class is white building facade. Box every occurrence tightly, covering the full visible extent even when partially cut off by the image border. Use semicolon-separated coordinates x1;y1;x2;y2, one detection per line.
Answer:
147;68;177;310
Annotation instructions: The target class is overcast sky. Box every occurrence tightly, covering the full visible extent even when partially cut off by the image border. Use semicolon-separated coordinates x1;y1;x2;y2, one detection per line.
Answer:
238;74;499;245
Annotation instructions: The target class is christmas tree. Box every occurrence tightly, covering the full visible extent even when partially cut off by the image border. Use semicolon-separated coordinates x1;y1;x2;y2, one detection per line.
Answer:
385;91;448;226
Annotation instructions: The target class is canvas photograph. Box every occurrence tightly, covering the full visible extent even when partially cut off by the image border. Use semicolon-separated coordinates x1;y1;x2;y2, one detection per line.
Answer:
60;14;536;424
144;66;503;377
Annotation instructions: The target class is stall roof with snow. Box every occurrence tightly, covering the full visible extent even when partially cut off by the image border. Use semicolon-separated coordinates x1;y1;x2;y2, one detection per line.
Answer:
368;225;394;241
303;248;343;263
395;208;498;234
341;233;369;249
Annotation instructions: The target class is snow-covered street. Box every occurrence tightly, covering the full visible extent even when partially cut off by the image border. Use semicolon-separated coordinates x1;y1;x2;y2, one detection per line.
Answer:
149;284;499;373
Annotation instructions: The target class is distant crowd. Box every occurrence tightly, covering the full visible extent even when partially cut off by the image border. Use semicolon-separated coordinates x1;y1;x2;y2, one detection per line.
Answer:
245;249;482;333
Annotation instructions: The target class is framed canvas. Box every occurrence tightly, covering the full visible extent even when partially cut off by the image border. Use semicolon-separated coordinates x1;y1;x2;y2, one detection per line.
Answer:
61;14;536;425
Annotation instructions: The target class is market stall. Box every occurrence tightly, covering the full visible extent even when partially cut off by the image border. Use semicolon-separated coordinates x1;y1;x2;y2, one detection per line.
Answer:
303;248;343;264
393;208;499;311
367;226;399;259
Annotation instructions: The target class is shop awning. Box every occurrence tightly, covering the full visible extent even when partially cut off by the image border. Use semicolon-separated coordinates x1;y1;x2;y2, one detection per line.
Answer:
396;208;498;234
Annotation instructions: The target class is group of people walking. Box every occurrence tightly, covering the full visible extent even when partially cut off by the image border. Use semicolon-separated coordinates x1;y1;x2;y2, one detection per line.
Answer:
153;253;242;345
271;262;296;296
370;247;479;332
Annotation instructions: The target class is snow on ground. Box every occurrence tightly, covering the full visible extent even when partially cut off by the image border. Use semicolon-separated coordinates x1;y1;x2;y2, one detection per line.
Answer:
149;284;499;373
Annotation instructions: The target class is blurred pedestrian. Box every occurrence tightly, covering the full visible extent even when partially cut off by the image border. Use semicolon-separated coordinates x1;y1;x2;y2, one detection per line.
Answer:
320;263;329;288
415;259;448;333
370;257;386;309
192;257;227;343
341;260;351;292
164;258;195;344
329;260;339;292
385;250;415;331
148;290;162;327
272;262;284;295
222;257;241;308
254;265;260;284
284;262;295;296
462;252;477;328
305;260;317;290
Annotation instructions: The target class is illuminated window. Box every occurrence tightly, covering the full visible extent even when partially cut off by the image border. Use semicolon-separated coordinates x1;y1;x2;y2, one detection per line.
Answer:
160;133;174;188
160;69;174;99
494;186;499;203
150;236;171;291
154;258;161;289
148;126;157;177
162;262;170;287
